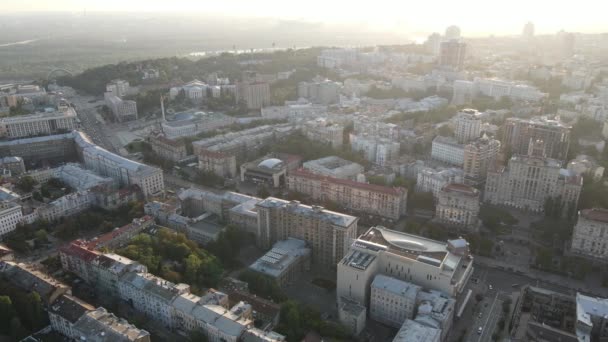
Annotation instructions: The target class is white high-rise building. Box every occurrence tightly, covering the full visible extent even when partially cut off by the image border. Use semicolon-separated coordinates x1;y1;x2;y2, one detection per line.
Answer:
454;109;482;143
416;167;464;198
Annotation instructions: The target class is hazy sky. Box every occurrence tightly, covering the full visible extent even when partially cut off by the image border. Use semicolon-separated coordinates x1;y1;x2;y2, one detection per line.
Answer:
3;0;607;36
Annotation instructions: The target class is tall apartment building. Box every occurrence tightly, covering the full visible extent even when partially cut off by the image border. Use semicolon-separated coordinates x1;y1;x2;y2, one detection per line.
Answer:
255;197;358;269
463;135;501;185
0;106;79;139
287;168;408;220
369;274;421;328
571;209;608;261
106;79;130;98
236;82;271;109
105;94;138;122
0;203;23;240
504;117;571;161
435;183;480;231
337;226;473;303
484;147;582;213
454;109;481;143
298;80;341;105
439;40;466;70
431;136;465;166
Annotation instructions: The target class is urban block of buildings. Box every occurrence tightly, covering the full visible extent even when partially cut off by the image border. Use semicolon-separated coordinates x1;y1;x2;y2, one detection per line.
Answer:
571;208;608;261
0;104;79;139
287;168;408;220
503;116;571;161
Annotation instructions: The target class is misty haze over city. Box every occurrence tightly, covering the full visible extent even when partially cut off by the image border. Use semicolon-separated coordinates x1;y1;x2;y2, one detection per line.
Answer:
1;2;608;342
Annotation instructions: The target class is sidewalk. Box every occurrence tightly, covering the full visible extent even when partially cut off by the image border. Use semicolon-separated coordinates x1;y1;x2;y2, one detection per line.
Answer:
474;255;608;297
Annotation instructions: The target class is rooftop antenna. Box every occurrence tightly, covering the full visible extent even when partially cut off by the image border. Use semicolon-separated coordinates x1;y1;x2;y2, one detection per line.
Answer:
160;94;166;134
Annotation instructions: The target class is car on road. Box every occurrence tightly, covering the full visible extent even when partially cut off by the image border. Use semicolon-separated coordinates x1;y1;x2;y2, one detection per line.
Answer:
478;312;482;318
477;327;483;334
488;284;493;290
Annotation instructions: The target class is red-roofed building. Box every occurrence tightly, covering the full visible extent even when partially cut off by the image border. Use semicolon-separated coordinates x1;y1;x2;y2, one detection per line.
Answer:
85;216;154;251
287;168;407;220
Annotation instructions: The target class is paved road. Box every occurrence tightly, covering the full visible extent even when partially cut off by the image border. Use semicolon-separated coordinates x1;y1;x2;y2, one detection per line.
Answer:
67;95;117;151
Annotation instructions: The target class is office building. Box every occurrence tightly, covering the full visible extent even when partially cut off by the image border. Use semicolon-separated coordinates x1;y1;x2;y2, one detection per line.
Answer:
106;80;130;98
484;145;582;214
504;116;571;161
431;136;465;166
571;209;608;261
369;274;421;328
0;203;22;239
248;238;311;287
105;94;138;122
236;82;271;109
255;198;358;269
0;106;78;139
302;156;364;180
287;168;408;220
337;226;473;305
435;183;480;231
454;109;481;143
463;135;501;185
439;40;466;70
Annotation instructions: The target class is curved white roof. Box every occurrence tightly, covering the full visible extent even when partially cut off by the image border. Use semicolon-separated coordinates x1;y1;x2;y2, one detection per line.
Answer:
258;158;283;169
